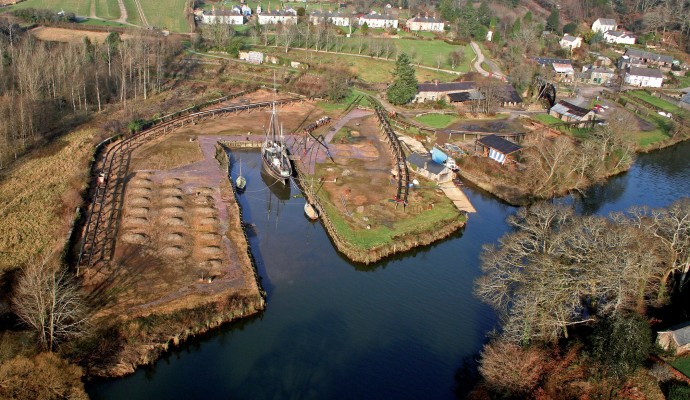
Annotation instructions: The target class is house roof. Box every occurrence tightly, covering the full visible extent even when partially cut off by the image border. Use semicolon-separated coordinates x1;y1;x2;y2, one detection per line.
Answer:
360;13;396;20
628;66;664;79
205;9;242;16
447;92;473;102
661;322;690;347
553;63;575;73
624;48;673;64
310;11;349;18
407;153;446;175
417;81;476;93
551;100;592;119
477;135;522;155
595;18;617;26
408;16;441;23
561;34;579;42
534;57;572;66
605;30;632;38
261;9;298;16
496;84;523;103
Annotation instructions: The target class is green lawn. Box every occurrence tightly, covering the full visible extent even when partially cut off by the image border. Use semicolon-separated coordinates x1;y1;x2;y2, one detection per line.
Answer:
255;46;456;84
138;0;189;32
10;0;91;16
316;89;361;112
94;0;119;19
392;39;473;72
672;357;690;378
628;90;683;114
414;113;458;128
533;113;563;125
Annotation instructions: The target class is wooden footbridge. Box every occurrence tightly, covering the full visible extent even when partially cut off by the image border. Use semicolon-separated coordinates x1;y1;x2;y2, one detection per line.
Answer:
76;95;304;275
374;105;410;207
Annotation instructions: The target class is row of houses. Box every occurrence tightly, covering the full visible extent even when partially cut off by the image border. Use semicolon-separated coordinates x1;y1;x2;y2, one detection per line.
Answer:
199;7;443;31
535;46;672;88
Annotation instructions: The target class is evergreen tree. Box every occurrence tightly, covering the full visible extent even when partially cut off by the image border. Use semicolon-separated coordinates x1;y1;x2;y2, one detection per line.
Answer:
509;17;521;38
546;8;560;32
439;0;458;22
523;11;533;25
477;1;492;26
386;53;417;105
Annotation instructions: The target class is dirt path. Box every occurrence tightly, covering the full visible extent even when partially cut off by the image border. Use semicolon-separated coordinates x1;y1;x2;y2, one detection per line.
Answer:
89;0;96;18
132;0;149;27
116;0;128;24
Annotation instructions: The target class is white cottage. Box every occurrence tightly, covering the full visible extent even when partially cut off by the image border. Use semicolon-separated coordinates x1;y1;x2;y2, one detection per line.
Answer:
559;34;582;50
405;15;444;32
309;10;350;26
258;9;298;25
359;12;398;29
603;30;636;45
592;17;616;33
625;66;664;88
202;8;245;25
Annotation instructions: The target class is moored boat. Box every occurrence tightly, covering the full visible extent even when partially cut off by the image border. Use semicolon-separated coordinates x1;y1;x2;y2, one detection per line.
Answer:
235;159;246;192
261;97;292;185
304;203;318;220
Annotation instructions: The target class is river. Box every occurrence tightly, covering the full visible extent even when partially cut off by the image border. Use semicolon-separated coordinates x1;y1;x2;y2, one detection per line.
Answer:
87;141;690;400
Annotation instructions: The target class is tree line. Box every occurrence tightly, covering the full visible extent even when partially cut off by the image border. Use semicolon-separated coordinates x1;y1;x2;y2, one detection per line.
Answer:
0;17;182;168
472;199;690;396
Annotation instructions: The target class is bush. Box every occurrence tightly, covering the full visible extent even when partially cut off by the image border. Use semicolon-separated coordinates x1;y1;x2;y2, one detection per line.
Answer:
479;340;548;397
589;313;652;379
563;23;578;34
669;384;690;400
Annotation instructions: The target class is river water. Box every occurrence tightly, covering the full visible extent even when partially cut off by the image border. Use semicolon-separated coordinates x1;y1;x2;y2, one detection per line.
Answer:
87;141;690;400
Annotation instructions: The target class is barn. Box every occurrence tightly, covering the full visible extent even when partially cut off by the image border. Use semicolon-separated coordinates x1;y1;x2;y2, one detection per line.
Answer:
475;135;522;165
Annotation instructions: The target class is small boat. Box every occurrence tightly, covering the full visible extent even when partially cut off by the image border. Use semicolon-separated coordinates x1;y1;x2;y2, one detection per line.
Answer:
235;159;246;192
304;202;318;220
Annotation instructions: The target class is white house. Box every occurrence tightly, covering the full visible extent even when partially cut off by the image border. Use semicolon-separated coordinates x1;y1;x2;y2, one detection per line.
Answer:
603;30;636;45
553;63;575;82
592;18;616;33
559;34;582;50
359;12;398;29
625;66;664;88
202;8;245;25
405;15;444;32
309;11;350;26
258;9;298;25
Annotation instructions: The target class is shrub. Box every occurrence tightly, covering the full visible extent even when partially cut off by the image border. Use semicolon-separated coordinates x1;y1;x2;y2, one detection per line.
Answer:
589;313;652;379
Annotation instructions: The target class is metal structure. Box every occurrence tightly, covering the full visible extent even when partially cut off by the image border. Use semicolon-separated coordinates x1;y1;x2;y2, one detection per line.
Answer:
374;104;409;207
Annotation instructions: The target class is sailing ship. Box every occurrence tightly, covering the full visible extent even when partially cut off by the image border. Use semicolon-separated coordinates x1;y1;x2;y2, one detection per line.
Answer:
261;100;292;185
235;159;246;192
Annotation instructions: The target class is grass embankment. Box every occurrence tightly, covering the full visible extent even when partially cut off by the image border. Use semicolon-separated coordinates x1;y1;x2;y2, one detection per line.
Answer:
0;129;95;271
415;113;459;129
312;170;465;259
138;0;189;32
628;91;683;115
532;113;591;140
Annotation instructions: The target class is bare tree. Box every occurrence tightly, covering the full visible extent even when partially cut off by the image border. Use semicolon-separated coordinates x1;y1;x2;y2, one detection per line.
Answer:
13;256;88;350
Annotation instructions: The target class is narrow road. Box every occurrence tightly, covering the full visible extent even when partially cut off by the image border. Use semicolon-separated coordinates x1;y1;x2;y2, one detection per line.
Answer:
470;41;505;79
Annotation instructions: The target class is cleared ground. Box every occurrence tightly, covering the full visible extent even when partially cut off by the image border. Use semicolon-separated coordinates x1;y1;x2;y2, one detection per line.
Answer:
312;114;461;250
30;26;132;43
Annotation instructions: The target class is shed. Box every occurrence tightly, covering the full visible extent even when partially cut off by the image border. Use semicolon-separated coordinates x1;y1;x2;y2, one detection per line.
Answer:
658;322;690;354
549;100;596;126
475;135;522;165
407;153;453;182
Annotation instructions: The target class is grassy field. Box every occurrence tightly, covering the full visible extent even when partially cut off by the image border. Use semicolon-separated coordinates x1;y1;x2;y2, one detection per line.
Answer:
318;188;462;250
80;18;128;27
10;0;91;16
257;45;456;83
94;0;120;20
672;357;690;378
628;90;683;114
138;0;189;32
0;129;95;271
415;113;459;128
120;0;141;26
